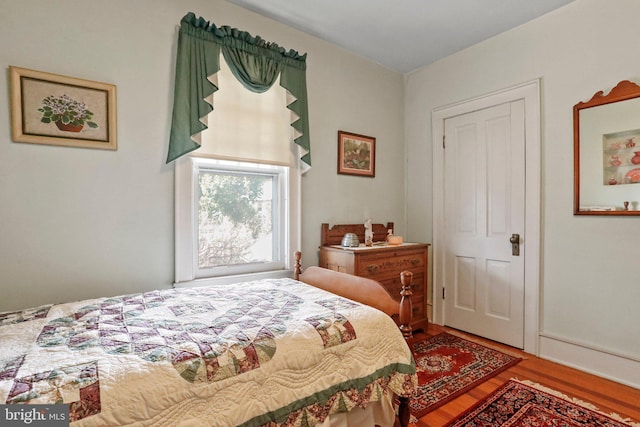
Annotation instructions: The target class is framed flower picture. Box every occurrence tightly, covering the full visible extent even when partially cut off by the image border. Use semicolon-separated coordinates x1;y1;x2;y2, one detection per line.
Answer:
337;130;376;177
9;66;117;150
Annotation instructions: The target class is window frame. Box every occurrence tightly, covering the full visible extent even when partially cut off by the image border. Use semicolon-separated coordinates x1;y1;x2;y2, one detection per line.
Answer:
174;156;301;288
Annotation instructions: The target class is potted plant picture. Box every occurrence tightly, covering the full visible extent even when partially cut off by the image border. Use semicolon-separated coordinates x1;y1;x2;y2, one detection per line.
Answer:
39;94;99;133
10;66;117;150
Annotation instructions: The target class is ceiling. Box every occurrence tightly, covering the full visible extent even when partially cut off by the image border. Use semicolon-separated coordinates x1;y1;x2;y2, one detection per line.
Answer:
226;0;575;74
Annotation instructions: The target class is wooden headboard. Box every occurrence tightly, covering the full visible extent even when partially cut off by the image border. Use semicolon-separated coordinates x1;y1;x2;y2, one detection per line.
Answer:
321;222;394;246
293;251;413;339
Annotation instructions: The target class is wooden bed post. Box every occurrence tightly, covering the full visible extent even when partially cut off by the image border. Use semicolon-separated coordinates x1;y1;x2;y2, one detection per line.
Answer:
398;396;410;427
294;251;302;280
399;271;413;339
398;271;413;427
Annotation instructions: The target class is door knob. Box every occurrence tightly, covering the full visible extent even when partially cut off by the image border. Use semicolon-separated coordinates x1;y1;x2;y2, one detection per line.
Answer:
510;234;520;256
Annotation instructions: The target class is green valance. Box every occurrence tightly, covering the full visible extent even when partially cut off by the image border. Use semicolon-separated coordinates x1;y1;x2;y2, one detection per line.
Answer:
167;12;311;168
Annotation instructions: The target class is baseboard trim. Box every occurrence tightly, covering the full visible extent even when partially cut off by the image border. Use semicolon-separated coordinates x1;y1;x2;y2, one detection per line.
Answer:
539;331;640;389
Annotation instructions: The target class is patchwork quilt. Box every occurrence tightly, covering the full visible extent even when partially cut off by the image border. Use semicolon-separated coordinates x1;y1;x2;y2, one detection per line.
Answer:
0;278;416;426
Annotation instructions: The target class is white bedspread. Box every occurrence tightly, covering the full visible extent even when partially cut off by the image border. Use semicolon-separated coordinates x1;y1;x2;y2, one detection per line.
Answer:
0;278;416;426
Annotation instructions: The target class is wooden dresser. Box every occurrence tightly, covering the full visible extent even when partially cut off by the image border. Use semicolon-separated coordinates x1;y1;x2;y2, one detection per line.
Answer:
318;223;430;332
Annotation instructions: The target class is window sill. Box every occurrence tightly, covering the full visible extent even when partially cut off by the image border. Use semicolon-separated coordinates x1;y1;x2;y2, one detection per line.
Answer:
173;269;294;289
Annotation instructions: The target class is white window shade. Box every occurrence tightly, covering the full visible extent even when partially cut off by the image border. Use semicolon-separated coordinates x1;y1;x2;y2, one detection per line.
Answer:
197;59;295;166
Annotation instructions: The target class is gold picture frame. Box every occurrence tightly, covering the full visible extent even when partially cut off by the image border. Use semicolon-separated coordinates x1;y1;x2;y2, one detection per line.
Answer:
10;66;117;150
337;130;376;177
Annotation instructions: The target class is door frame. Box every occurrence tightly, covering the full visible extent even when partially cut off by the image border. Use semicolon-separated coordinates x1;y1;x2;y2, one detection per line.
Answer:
432;79;541;355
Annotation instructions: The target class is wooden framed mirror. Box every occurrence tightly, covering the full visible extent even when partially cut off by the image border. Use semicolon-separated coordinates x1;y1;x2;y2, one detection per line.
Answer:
574;80;640;215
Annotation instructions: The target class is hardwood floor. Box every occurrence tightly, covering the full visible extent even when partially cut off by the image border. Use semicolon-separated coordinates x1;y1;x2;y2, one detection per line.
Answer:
413;324;640;427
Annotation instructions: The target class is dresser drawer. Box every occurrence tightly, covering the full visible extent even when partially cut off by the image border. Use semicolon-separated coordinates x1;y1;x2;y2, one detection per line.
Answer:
357;249;426;279
411;299;425;322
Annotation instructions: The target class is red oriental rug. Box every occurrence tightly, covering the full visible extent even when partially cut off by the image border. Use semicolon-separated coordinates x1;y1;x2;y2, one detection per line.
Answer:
445;379;640;426
409;332;521;418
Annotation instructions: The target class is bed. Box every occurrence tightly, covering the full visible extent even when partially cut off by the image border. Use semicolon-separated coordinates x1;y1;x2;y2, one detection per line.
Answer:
0;254;416;427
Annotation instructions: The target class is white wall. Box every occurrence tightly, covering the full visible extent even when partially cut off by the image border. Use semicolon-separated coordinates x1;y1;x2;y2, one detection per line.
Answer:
406;0;640;387
0;0;405;311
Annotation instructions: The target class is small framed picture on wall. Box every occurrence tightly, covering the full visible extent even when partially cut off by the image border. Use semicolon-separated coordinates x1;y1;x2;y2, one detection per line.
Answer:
337;130;375;177
9;66;117;150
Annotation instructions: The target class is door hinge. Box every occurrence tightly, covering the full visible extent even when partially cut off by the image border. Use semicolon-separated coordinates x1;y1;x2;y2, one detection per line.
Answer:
442;287;446;299
442;135;446;149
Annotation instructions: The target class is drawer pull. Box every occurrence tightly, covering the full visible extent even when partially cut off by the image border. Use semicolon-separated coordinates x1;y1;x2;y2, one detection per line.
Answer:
366;264;379;274
411;259;420;266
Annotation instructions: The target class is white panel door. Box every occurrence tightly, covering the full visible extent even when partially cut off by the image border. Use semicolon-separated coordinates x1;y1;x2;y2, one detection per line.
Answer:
443;100;525;348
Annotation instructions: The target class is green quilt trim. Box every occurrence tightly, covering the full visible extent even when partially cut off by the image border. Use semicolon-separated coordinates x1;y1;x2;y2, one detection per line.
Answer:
238;361;416;427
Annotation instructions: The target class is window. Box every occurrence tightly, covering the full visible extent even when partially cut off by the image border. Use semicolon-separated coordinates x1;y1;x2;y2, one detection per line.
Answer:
175;156;300;287
169;20;311;287
174;58;303;287
196;158;287;277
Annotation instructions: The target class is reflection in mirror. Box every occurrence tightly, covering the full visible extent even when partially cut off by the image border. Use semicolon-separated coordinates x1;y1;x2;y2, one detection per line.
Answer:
574;80;640;215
